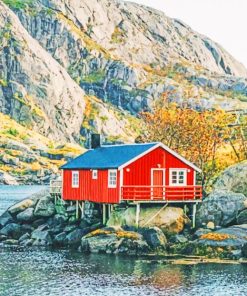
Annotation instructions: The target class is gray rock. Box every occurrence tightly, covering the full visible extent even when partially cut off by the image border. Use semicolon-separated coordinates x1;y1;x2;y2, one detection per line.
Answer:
197;225;247;248
3;239;19;245
0;212;14;227
54;232;67;246
170;234;188;244
16;208;35;222
141;227;167;249
81;234;119;254
0;235;7;242
66;229;86;246
0;223;24;239
20;239;34;247
194;228;211;239
196;190;247;227
19;233;30;243
214;161;247;196
34;196;55;218
31;229;52;244
9;199;35;215
237;209;247;225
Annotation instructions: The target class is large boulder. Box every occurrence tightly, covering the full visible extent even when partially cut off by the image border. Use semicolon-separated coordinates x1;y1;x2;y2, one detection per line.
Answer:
34;196;55;218
8;199;35;215
0;223;25;239
140;227;167;250
16;208;35;222
237;209;247;225
81;228;149;255
196;190;247;227
196;225;247;248
107;206;189;234
31;229;52;245
214;161;247;196
0;212;14;227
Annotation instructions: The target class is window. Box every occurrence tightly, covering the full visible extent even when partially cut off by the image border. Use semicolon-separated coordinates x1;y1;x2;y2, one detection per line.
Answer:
170;169;186;186
92;170;98;179
108;170;117;188
72;171;79;188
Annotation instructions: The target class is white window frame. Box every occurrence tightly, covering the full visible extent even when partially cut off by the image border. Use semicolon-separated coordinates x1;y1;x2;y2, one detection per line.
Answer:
72;171;79;188
92;170;98;179
169;169;187;186
108;169;117;188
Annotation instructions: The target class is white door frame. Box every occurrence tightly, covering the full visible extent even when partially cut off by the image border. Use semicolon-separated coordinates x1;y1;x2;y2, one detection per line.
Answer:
151;168;166;200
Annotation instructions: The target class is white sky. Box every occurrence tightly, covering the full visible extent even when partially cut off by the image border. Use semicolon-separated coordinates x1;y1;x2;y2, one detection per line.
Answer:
130;0;247;68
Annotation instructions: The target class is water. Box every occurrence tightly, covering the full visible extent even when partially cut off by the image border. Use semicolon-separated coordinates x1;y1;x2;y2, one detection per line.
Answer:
0;185;47;215
0;248;247;296
0;186;247;296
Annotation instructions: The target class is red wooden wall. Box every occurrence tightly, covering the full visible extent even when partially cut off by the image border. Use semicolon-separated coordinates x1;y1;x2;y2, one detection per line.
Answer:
62;169;120;203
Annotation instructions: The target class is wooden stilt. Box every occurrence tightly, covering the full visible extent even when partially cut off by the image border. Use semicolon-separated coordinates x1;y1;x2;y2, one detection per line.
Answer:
135;203;141;228
76;200;79;219
103;204;107;225
81;201;85;219
184;204;188;215
192;203;197;228
108;204;111;219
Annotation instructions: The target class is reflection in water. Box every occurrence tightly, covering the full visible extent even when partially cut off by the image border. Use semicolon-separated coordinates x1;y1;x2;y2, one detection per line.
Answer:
0;247;247;296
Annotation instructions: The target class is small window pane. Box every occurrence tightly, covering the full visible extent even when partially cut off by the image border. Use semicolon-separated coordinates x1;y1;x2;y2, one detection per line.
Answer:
92;170;98;179
72;171;79;188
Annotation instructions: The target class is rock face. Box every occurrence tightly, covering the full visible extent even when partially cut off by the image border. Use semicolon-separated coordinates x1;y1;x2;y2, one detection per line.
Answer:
107;206;190;234
196;190;247;227
0;2;86;142
213;161;247;197
0;0;246;153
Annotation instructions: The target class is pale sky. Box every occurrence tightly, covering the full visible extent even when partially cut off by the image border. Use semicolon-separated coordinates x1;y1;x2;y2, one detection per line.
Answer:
130;0;247;68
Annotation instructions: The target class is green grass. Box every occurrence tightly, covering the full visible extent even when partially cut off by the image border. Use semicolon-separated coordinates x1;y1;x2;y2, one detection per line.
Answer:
81;71;105;84
2;0;34;10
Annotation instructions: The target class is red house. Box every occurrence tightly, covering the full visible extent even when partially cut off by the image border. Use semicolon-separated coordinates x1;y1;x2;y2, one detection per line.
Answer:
61;139;202;205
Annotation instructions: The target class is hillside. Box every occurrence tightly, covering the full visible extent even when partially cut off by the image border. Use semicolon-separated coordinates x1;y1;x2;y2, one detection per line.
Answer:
0;0;247;183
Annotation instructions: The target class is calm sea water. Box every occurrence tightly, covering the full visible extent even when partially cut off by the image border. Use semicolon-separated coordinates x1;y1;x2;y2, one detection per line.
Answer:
0;186;247;296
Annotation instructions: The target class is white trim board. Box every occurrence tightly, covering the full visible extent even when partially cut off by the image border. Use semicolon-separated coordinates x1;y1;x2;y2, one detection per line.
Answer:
118;143;202;173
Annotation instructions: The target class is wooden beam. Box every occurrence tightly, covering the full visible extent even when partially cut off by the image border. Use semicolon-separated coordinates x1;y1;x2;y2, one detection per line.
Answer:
103;204;107;225
135;203;141;228
76;201;79;219
192;203;197;228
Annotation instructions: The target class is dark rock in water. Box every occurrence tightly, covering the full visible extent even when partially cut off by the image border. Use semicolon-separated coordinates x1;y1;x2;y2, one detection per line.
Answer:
230;249;242;260
66;229;87;246
32;218;47;228
196;225;247;248
0;234;7;242
81;228;149;255
21;224;35;233
0;223;25;239
34;196;55;218
54;232;67;246
170;234;188;244
237;209;247;225
31;229;52;245
193;228;211;239
2;239;19;245
242;243;247;258
196;190;247;227
0;212;14;227
64;225;77;233
16;208;35;222
81;234;118;254
140;227;167;249
20;239;33;247
19;233;30;243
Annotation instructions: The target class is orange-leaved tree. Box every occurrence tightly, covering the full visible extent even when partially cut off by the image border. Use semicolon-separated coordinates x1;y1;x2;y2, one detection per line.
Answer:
139;99;235;186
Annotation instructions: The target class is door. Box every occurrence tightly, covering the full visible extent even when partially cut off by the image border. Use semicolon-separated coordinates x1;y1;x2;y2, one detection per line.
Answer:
152;169;165;199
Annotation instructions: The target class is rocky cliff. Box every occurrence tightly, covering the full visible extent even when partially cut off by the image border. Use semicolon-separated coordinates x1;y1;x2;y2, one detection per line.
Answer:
0;0;247;183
